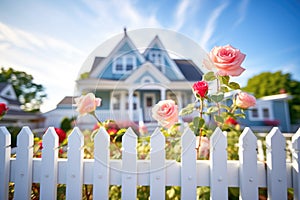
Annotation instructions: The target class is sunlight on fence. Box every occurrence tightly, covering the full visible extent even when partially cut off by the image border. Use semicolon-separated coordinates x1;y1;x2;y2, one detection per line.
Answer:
1;126;300;199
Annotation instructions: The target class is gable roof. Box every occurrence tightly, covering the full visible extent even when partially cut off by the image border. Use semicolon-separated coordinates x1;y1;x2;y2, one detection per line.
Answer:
89;32;145;78
174;59;203;81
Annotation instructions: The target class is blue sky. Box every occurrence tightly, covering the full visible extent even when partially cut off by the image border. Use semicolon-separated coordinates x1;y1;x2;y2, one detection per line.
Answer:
0;0;299;112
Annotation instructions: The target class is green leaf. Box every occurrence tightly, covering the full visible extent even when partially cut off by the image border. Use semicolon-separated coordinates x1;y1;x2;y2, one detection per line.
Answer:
204;71;216;81
220;104;231;111
219;75;230;85
210;92;224;103
214;115;224;123
228;82;241;90
220;86;229;93
193;117;205;135
206;106;219;114
179;103;195;116
234;113;246;119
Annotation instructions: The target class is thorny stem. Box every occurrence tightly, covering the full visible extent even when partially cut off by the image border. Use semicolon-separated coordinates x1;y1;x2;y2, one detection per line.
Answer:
196;98;204;158
90;112;103;126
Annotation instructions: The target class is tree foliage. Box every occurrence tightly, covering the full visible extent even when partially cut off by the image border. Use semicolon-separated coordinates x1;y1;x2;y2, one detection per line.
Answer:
0;67;47;112
243;71;300;123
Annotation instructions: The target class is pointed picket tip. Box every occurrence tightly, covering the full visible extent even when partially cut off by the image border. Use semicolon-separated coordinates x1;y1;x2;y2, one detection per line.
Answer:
266;127;285;147
181;127;196;145
17;126;33;147
43;127;59;148
210;127;227;148
68;127;84;147
292;128;300;150
94;127;110;144
122;127;137;152
150;128;165;153
239;127;257;150
0;126;11;147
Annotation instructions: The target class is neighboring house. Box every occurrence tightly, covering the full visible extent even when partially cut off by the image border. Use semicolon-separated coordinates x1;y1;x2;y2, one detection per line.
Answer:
0;83;44;128
239;93;292;132
44;29;204;128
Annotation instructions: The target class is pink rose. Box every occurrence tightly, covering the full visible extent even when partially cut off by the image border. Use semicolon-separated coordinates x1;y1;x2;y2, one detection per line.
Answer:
235;92;256;109
192;81;209;98
196;136;210;159
152;100;178;128
75;93;101;115
210;44;246;76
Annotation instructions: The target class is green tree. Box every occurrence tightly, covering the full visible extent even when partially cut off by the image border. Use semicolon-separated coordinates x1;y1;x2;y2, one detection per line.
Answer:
243;71;300;123
0;67;47;112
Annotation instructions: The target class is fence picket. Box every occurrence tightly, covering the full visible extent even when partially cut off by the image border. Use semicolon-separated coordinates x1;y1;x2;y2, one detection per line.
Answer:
181;127;196;199
266;127;287;200
93;127;110;199
14;126;34;200
40;127;59;200
0;127;11;200
238;127;258;200
2;126;300;199
210;127;228;199
121;127;137;200
150;128;166;199
292;128;300;200
66;127;84;200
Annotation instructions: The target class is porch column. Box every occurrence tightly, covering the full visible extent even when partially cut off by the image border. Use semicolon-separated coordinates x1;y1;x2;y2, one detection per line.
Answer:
175;91;183;110
160;88;166;100
128;88;134;121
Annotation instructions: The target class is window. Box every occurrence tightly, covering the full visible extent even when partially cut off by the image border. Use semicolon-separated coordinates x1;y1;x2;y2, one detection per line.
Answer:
251;108;259;118
126;57;134;71
149;50;165;72
263;108;270;118
115;57;123;71
113;56;136;73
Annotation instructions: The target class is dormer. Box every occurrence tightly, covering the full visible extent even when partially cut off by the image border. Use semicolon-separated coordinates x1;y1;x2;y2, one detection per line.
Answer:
143;35;185;80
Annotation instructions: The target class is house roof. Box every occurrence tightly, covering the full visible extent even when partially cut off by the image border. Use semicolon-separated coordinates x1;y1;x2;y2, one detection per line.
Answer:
90;57;105;73
57;96;77;105
0;82;8;91
174;59;203;81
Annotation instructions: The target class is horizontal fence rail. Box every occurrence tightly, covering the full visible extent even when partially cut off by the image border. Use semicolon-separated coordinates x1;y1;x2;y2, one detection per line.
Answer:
1;126;300;200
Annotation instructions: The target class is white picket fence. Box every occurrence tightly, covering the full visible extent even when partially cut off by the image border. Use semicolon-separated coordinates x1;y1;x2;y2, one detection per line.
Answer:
1;126;300;200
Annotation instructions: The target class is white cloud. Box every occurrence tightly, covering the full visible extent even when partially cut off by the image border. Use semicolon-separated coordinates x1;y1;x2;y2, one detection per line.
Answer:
200;2;228;50
0;22;86;112
233;0;249;29
173;0;191;30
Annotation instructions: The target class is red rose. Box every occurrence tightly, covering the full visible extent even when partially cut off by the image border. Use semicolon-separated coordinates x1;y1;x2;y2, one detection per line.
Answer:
225;117;238;126
0;103;8;118
192;81;209;98
54;128;67;143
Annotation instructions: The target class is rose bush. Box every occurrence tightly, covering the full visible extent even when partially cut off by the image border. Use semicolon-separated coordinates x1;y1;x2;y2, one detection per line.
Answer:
177;44;256;158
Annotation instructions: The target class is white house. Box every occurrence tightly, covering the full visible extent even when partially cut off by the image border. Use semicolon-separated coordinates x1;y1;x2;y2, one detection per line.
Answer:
44;29;206;128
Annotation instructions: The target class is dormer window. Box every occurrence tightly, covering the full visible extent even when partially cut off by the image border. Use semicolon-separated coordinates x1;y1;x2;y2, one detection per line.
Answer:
113;55;136;74
149;50;165;72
